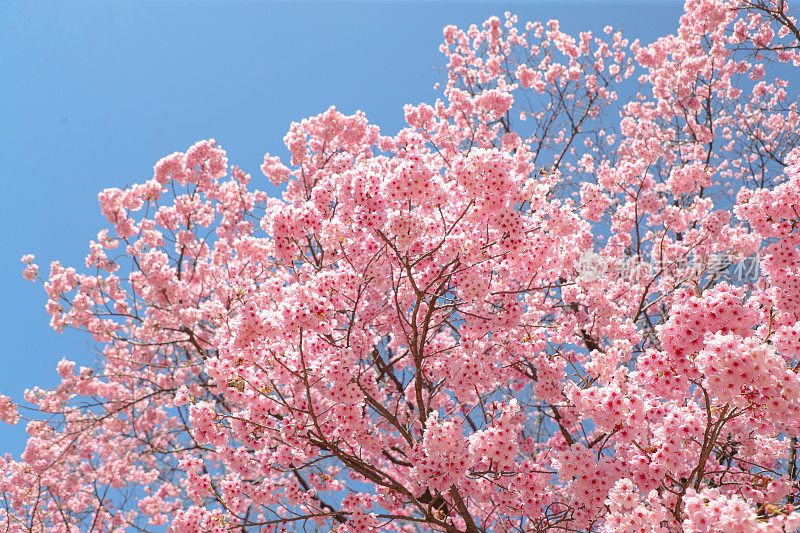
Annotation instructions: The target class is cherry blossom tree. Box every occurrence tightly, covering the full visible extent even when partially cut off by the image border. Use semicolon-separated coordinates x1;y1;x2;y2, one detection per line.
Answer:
4;0;800;531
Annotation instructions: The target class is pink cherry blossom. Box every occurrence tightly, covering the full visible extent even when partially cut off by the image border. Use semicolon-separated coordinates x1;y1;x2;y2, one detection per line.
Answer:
4;2;800;531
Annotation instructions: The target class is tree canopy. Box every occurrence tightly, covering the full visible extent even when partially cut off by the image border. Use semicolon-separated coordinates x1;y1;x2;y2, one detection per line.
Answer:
4;1;800;531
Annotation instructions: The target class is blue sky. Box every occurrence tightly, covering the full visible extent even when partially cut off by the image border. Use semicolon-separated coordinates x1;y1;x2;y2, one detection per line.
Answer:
0;0;683;456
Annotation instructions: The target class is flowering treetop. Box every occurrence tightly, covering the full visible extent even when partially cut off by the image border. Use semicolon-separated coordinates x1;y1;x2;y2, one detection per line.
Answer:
4;0;800;531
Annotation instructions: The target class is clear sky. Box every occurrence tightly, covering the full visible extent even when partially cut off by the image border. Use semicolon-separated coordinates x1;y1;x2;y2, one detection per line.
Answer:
0;0;683;456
